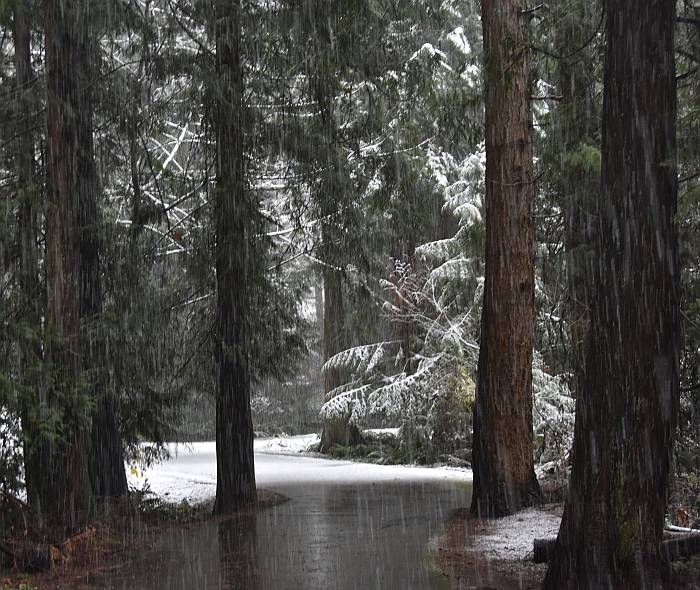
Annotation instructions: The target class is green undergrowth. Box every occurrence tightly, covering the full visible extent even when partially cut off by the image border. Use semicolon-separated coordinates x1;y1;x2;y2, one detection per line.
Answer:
128;488;214;527
317;430;471;467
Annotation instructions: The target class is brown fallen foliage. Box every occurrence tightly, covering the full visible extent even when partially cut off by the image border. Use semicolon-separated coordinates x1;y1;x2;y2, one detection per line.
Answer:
0;488;288;589
0;527;98;573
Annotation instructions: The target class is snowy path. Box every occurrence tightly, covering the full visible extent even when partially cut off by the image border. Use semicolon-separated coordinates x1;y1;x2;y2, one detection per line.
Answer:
128;436;471;504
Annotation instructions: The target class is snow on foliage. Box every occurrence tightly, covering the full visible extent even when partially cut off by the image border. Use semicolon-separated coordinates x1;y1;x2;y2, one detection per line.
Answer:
320;384;372;422
442;145;485;222
532;358;575;465
414;237;461;263
366;354;444;418
320;258;477;455
446;26;471;55
408;43;451;71
322;342;396;377
320;130;575;464
428;256;473;281
0;408;23;493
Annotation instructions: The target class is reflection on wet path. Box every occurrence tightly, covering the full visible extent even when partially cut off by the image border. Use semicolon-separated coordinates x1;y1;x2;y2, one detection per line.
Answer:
218;513;259;590
99;454;471;589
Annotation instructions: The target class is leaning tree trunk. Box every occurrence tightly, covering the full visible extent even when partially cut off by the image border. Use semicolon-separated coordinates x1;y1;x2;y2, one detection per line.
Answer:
213;0;257;514
543;2;678;588
470;0;541;517
43;0;94;528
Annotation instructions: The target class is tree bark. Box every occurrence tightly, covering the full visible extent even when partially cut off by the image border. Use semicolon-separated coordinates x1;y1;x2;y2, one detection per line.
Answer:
470;0;541;517
313;24;360;453
543;1;678;588
319;252;360;451
213;0;257;514
44;0;95;528
536;534;700;565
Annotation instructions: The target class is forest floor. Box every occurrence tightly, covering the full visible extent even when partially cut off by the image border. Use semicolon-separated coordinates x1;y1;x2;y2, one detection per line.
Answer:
0;489;287;590
436;470;700;590
436;505;700;590
435;505;558;590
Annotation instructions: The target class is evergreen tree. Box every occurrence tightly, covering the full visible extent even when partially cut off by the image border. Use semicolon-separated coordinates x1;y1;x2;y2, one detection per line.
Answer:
470;0;541;517
544;0;679;586
212;0;257;513
42;0;96;527
9;0;42;506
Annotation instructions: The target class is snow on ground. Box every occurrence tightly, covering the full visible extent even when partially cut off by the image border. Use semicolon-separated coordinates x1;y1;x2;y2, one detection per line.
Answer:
254;432;320;454
469;507;562;561
127;433;470;505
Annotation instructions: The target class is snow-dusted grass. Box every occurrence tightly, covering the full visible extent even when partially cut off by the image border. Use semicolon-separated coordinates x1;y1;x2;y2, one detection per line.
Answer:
469;507;562;561
127;432;470;504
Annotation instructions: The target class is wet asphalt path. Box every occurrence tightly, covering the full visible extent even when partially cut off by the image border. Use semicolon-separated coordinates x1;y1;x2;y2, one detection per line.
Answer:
98;453;472;589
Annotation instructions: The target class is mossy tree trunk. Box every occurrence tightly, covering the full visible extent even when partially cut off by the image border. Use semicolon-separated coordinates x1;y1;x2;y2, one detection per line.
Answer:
319;252;360;451
543;1;679;588
311;15;360;453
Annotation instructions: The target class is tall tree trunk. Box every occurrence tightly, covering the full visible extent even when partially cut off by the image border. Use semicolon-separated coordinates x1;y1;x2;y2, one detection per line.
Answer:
543;1;678;588
43;0;95;528
213;0;257;514
13;0;42;508
312;23;360;453
319;245;360;452
470;0;541;517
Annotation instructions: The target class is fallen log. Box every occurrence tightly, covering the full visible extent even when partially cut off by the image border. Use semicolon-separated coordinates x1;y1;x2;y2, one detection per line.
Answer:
533;533;700;564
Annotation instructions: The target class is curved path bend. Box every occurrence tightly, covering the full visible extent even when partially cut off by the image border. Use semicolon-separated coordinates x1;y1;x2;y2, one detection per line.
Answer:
101;443;472;589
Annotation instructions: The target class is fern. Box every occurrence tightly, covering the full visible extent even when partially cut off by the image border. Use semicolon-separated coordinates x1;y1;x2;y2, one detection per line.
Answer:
321;342;398;377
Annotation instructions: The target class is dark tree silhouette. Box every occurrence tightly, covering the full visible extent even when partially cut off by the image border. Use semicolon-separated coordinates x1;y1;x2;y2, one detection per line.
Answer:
213;0;257;514
543;1;679;587
43;0;96;528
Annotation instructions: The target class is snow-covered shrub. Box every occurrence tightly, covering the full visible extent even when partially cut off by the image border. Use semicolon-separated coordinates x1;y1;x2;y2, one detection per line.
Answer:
0;407;23;495
320;256;480;459
532;358;575;465
319;137;488;458
321;129;576;465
